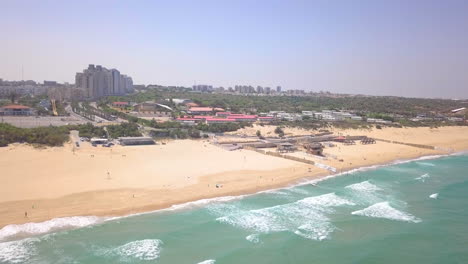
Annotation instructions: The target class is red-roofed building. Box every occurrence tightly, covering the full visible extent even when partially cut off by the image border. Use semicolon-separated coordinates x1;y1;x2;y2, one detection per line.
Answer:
112;102;130;109
333;136;346;142
205;118;236;124
185;102;199;107
227;115;258;122
193;115;215;120
0;104;36;116
188;107;225;115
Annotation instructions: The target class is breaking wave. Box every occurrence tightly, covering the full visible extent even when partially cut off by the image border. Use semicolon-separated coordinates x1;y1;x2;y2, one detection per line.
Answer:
0;237;39;263
351;202;421;223
246;234;260;244
215;193;354;240
416;162;435;167
0;216;103;242
108;239;163;261
415;173;430;182
197;260;216;264
429;193;439;199
345;181;382;192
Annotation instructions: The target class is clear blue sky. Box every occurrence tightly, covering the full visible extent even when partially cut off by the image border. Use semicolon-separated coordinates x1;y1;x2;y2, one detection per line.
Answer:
1;0;467;98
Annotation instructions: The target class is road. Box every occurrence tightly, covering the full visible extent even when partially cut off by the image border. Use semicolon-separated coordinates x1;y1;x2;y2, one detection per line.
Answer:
65;104;92;123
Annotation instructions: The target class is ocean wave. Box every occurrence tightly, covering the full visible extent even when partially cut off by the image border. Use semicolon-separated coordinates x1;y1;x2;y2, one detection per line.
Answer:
294;223;333;241
416;162;435;167
197;260;216;264
216;193;354;240
108;239;163;261
298;193;356;208
246;234;260;244
351;202;421;223
0;237;39;263
0;216;104;242
345;181;382;192
415;173;430;182
429;193;439;199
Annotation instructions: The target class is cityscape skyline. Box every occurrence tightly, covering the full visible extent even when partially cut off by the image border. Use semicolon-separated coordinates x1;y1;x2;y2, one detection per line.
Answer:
1;0;468;99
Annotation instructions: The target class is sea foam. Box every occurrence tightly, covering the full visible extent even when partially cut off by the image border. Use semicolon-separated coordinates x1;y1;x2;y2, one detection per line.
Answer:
246;234;260;244
345;181;382;192
415;173;430;182
197;260;216;264
0;237;39;264
429;193;439;199
351;202;421;223
0;216;103;241
109;239;163;261
216;193;354;240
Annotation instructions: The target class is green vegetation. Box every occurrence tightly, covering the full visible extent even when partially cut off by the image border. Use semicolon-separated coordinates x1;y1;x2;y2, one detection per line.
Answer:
0;122;145;147
106;123;142;138
110;88;468;117
274;126;285;137
195;122;251;133
0;123;70;147
67;123;107;138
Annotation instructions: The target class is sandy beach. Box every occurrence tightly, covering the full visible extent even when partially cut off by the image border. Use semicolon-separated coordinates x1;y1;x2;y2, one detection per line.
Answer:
1;126;468;228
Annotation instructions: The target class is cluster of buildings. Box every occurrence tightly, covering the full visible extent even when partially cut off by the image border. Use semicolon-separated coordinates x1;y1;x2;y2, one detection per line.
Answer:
177;108;274;125
0;79;73;99
191;84;283;95
75;64;134;99
301;110;363;122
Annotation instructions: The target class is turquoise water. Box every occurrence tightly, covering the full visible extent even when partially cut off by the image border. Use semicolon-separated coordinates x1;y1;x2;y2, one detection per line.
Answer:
1;154;468;264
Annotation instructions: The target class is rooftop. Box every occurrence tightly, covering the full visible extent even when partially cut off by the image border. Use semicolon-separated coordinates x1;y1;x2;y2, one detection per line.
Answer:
1;104;31;109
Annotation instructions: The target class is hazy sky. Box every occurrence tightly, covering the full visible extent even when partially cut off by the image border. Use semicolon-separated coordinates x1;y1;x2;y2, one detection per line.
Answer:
1;0;468;98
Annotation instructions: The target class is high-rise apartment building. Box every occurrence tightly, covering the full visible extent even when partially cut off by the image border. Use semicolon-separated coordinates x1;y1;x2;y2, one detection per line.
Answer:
75;64;133;99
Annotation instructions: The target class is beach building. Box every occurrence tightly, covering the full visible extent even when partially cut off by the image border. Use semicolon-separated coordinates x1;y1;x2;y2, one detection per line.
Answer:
176;117;199;125
304;143;324;156
134;102;172;115
112;102;129;109
227;115;258;122
0;104;36;116
188;107;225;115
205;118;236;124
277;143;297;153
118;137;155;146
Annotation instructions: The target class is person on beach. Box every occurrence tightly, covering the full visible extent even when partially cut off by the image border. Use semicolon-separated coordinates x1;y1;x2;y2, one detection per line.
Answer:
24;211;28;218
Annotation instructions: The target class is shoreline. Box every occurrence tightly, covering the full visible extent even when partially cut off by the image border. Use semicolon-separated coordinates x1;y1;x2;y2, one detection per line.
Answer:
1;150;466;242
1;125;468;241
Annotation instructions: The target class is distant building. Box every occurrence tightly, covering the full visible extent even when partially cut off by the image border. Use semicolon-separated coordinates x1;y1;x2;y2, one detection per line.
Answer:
276;86;282;93
192;84;213;92
188;107;224;115
75;64;133;99
43;81;58;86
134;102;172;115
0;104;36;116
112;102;129;109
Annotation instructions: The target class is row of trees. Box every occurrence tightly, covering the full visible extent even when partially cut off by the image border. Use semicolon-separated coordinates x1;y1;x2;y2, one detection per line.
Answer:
0;122;145;147
120;88;467;118
106;123;142;138
0;123;70;147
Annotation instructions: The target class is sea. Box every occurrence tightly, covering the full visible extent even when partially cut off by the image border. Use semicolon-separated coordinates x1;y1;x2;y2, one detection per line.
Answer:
1;154;467;264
